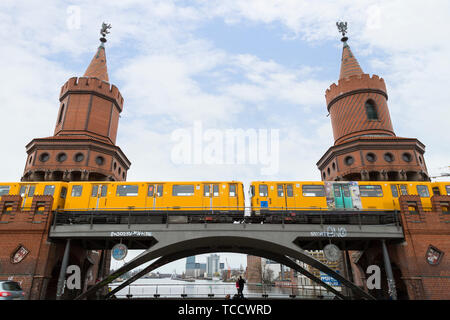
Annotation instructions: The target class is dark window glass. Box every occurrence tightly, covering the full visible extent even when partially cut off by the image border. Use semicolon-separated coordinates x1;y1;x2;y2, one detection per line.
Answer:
57;153;67;162
19;185;35;197
391;185;398;197
95;156;105;166
277;185;284;197
60;187;67;199
172;185;194;196
342;185;350;197
366;153;376;162
157;185;163;197
333;185;341;197
117;185;139;196
259;184;268;197
402;153;412;162
446;185;450;195
400;185;408;195
204;184;210;196
344;156;354;166
58;104;65;124
229;184;236;197
250;185;255;197
1;282;22;291
101;185;107;197
71;185;83;197
359;185;383;197
39;153;49;162
28;186;35;197
365;100;378;120
213;185;219;196
91;185;98;197
432;187;441;196
416;185;430;197
286;184;294;197
74;153;84;162
384;153;394;162
44;185;55;196
302;185;325;197
148;185;154;197
0;185;10;196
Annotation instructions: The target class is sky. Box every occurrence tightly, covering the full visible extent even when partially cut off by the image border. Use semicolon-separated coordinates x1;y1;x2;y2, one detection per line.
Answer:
1;0;450;273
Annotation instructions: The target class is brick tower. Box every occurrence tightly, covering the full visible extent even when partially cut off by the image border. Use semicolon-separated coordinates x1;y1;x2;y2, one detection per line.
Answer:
22;26;130;182
316;27;429;182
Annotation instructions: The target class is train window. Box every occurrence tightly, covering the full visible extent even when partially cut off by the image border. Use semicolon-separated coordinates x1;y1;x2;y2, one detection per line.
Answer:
342;185;351;197
204;185;210;197
173;185;194;196
0;186;10;196
71;185;83;197
44;185;55;196
213;185;219;197
92;185;98;197
391;185;398;197
117;185;138;196
359;185;383;197
157;185;163;197
250;185;255;197
148;185;154;197
60;187;67;199
416;185;430;197
277;185;284;197
259;184;268;197
432;187;441;196
302;185;325;197
286;184;294;197
19;186;26;197
229;184;236;197
333;185;341;197
101;186;108;197
446;185;450;195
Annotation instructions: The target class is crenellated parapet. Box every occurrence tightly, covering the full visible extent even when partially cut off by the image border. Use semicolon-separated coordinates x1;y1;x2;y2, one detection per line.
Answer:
59;77;124;112
325;74;387;110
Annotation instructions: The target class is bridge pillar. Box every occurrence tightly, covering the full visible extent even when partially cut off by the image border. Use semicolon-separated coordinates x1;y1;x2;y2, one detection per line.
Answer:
381;239;397;300
56;239;71;300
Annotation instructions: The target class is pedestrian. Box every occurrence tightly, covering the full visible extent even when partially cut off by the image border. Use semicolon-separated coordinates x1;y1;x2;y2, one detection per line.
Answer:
237;276;246;298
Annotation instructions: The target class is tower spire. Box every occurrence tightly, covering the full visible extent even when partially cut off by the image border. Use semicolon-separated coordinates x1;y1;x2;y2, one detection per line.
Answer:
336;22;363;80
83;22;111;82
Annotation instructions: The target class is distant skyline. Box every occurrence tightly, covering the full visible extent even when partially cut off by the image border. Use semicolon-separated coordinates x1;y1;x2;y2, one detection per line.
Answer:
2;1;450;273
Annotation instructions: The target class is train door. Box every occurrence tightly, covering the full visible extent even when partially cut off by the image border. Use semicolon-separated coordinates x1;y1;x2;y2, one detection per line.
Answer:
19;184;36;209
228;183;239;212
333;183;353;209
88;184;108;209
277;183;295;210
257;183;269;209
147;184;164;210
203;184;220;212
391;184;408;197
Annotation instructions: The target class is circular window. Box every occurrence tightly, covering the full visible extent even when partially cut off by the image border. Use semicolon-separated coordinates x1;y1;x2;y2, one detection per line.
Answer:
332;163;336;170
384;153;394;163
113;162;117;170
327;167;330;175
366;153;376;163
118;167;122;174
95;156;105;166
28;156;33;164
74;153;84;162
402;152;412;162
39;152;50;162
419;156;423;164
122;172;126;179
344;156;354;166
323;172;326;179
56;153;67;162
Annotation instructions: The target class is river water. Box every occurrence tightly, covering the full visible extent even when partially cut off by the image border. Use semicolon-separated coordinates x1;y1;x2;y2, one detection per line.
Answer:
109;278;336;299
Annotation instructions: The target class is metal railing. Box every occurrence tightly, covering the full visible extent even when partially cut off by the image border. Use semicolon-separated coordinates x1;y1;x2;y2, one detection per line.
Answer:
51;206;401;228
107;281;340;300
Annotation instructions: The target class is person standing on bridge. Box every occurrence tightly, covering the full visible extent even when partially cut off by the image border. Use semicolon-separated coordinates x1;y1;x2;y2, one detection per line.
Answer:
237;276;246;298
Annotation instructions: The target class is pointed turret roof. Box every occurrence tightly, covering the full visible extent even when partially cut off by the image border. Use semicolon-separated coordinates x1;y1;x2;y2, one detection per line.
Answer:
339;37;364;80
83;42;109;82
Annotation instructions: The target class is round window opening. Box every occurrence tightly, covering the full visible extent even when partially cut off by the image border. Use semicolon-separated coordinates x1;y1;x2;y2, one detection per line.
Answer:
95;156;105;166
57;153;67;162
402;153;412;162
327;168;330;175
366;153;376;163
28;156;33;164
74;153;84;162
322;172;326;179
39;153;50;162
344;156;354;166
113;162;117;170
384;153;394;163
419;156;423;164
332;163;336;170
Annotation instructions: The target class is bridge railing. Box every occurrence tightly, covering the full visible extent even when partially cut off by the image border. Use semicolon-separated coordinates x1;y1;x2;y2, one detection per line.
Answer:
51;206;400;228
107;281;340;300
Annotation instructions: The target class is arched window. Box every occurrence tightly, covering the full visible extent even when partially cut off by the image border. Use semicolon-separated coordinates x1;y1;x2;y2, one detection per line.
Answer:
365;100;378;120
58;103;65;124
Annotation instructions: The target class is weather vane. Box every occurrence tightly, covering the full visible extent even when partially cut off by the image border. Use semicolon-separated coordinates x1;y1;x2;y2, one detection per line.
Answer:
100;22;112;43
336;21;348;42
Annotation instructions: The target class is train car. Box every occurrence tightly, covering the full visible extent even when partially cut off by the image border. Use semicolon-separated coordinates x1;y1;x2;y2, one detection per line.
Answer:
63;181;245;222
0;182;68;210
249;180;443;222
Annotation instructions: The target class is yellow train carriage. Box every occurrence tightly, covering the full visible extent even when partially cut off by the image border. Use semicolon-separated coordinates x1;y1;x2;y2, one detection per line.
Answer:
63;181;245;222
0;182;68;210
